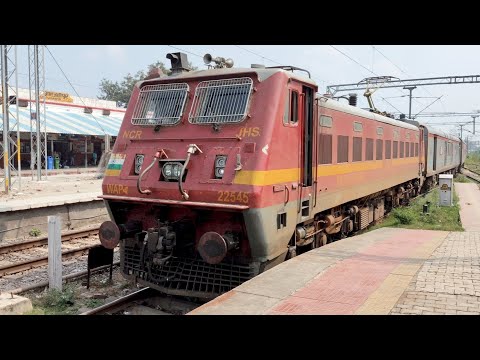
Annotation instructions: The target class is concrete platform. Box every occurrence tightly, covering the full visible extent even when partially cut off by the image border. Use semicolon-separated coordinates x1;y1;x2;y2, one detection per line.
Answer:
455;183;480;231
190;179;480;315
0;173;108;241
189;228;450;315
0;293;33;315
0;192;102;213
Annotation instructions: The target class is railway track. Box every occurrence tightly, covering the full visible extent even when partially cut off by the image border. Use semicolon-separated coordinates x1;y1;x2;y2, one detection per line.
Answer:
80;287;200;315
0;227;100;277
0;227;99;255
462;167;480;183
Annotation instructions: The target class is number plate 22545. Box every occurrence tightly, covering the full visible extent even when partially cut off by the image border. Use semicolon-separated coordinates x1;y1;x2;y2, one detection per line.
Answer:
217;191;249;204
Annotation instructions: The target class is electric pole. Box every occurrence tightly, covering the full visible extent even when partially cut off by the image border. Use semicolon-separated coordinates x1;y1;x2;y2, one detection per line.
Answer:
403;86;417;119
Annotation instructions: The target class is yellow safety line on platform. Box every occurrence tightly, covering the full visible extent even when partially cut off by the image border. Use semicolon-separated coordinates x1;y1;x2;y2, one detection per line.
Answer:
354;233;448;315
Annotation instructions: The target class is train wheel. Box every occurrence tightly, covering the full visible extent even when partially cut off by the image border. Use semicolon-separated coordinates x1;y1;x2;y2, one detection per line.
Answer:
286;246;296;260
322;234;328;246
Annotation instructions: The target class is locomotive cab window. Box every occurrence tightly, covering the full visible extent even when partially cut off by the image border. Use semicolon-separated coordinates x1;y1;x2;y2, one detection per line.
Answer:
283;89;299;126
131;83;189;126
290;91;299;124
189;77;253;124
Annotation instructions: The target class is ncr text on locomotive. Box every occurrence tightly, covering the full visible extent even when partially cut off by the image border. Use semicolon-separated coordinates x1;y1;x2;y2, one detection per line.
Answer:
98;52;466;300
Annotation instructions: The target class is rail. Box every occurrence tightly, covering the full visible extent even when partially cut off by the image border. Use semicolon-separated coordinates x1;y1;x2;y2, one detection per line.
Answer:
462;167;480;183
79;287;154;315
0;227;99;255
0;245;96;277
0;226;101;277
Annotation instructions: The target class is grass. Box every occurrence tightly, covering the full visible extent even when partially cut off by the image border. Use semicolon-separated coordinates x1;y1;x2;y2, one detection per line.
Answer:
85;298;104;308
28;228;42;237
28;286;80;315
370;188;463;232
465;153;480;172
454;174;473;183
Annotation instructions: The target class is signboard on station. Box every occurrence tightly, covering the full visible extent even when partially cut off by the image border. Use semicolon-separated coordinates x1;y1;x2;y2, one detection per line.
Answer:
43;91;74;103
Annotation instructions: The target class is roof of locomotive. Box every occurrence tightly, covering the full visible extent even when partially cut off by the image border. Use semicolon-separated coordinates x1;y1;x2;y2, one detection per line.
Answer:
319;96;420;131
138;66;317;87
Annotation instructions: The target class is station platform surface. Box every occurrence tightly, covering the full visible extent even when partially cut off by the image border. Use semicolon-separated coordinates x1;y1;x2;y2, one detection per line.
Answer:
190;183;480;315
0;172;103;213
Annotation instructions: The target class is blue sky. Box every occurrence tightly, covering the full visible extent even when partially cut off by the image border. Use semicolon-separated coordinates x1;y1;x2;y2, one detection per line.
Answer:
13;45;480;140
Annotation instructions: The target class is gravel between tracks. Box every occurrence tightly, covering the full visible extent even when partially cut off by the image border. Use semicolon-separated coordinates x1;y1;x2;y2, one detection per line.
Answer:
0;247;121;293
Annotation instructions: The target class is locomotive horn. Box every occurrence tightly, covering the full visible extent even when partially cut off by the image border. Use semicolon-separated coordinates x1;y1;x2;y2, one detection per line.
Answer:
203;53;213;65
203;53;234;68
224;58;234;68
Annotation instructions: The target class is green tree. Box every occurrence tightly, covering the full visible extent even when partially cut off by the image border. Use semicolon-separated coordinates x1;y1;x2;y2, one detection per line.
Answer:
98;61;197;104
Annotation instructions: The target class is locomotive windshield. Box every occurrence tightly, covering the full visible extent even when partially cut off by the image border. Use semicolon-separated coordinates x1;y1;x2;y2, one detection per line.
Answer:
131;83;189;126
188;77;253;124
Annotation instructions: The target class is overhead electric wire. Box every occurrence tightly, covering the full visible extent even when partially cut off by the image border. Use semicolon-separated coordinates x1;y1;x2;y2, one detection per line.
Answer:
16;72;96;90
234;45;283;65
372;46;407;74
373;45;447;112
234;45;327;87
331;45;448;115
330;45;374;75
330;45;410;114
380;97;403;114
166;45;203;59
413;96;444;118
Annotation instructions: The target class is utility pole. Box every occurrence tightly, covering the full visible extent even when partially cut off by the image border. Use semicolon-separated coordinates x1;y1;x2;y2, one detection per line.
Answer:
28;45;47;181
404;86;417;119
1;45;21;194
471;115;478;135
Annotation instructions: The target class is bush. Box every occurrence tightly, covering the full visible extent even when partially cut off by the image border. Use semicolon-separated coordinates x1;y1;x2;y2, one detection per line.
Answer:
454;174;470;183
29;228;41;236
392;208;415;224
40;287;75;311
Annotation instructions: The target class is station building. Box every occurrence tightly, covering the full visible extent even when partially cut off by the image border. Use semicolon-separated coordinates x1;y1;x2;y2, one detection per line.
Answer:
0;89;126;169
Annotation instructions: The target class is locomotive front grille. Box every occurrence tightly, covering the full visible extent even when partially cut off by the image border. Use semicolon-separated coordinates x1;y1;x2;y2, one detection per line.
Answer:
121;242;259;299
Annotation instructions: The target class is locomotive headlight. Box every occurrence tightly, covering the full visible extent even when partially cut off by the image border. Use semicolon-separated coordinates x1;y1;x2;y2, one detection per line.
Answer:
134;154;144;175
163;164;173;177
162;162;183;180
172;164;182;178
215;155;227;179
